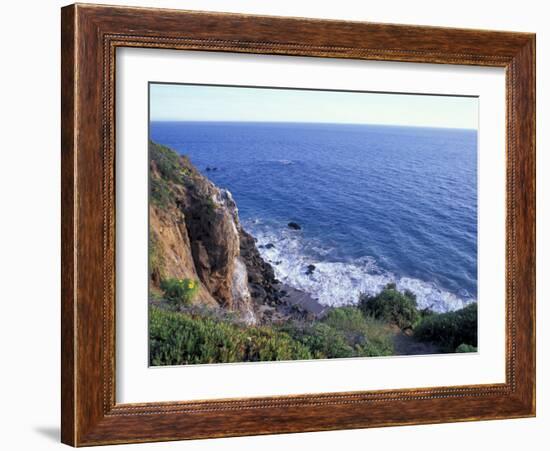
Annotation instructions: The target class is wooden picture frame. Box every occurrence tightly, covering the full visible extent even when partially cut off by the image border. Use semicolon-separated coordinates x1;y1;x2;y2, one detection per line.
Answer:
61;3;536;446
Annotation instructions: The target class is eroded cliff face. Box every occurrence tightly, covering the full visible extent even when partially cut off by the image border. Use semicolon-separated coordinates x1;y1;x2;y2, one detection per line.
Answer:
149;141;277;324
149;205;217;308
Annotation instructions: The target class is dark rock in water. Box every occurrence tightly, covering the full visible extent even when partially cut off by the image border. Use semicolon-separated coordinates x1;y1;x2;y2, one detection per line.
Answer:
305;264;316;275
287;222;302;230
265;243;275;249
205;166;211;171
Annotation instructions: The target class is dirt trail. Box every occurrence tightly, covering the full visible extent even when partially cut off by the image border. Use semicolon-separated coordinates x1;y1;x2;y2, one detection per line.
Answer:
391;327;441;356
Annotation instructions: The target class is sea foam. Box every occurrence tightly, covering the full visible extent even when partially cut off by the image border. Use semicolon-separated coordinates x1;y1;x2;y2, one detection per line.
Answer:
248;221;472;313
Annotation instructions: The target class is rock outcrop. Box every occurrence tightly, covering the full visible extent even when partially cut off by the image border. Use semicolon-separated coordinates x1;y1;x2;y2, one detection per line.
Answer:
149;141;284;324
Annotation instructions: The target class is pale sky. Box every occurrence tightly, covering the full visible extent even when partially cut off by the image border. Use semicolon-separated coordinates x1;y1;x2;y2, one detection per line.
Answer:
149;83;478;129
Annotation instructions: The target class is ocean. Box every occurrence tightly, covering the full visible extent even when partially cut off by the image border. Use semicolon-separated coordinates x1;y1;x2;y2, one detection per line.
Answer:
150;121;478;313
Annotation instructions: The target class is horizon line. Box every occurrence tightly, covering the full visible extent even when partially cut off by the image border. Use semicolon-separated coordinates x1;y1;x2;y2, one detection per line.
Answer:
149;119;477;131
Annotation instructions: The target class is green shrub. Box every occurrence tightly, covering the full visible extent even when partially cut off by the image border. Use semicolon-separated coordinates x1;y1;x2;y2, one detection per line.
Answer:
149;141;194;208
321;306;394;356
281;306;393;359
283;322;354;359
243;328;312;362
150;141;186;183
322;306;368;334
149;304;395;366
150;177;173;208
149;307;312;365
160;278;199;307
414;303;477;352
456;343;477;353
358;283;420;330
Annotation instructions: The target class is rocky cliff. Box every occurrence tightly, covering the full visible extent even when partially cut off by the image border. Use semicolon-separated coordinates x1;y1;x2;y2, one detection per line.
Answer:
149;141;288;324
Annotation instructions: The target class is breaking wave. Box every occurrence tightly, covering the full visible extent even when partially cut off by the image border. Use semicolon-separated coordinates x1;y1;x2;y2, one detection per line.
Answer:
246;220;474;313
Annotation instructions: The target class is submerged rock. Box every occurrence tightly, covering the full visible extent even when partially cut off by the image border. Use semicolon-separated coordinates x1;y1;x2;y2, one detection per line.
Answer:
305;264;316;276
287;221;302;230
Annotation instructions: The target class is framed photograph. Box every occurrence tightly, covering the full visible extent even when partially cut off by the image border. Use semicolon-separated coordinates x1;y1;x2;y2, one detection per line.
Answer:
61;3;536;446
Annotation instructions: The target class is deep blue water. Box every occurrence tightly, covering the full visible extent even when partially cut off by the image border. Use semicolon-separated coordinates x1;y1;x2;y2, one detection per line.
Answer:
151;121;477;312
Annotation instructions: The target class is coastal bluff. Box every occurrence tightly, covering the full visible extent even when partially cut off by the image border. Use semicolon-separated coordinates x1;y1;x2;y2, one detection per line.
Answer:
149;141;309;324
